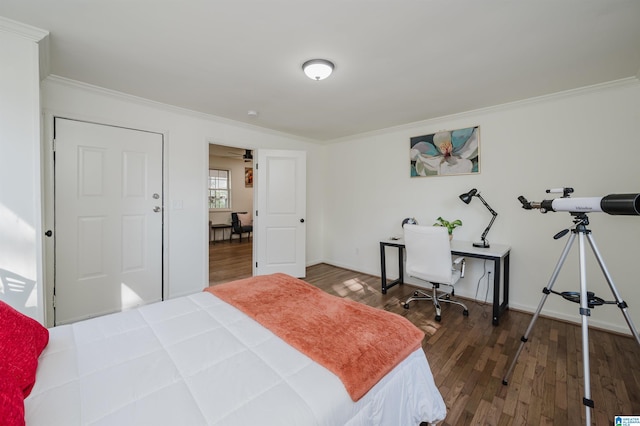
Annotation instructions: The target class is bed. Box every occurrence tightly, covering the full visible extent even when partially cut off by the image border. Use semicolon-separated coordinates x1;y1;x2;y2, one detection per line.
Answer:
4;273;446;425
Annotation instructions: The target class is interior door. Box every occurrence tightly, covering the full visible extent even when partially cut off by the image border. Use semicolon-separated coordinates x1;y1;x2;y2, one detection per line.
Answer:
254;150;306;277
54;118;163;325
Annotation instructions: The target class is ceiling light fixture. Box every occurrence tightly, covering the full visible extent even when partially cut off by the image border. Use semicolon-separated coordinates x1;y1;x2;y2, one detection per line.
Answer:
302;59;334;81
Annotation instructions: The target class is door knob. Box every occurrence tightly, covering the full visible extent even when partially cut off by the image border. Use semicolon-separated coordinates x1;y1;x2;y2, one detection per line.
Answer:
300;218;305;223
154;206;161;213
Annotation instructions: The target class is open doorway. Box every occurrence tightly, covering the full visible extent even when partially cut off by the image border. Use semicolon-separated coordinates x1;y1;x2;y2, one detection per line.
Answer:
208;144;253;285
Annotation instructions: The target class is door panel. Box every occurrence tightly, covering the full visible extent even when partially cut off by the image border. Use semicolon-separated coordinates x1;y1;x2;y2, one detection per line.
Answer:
77;216;106;279
255;150;306;277
265;227;297;264
122;214;146;271
54;118;163;325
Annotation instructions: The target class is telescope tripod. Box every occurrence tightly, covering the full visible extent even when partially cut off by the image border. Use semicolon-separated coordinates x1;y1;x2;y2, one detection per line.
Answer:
502;213;640;425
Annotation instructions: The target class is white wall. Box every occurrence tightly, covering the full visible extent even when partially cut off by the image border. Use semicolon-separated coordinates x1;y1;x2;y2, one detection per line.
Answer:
40;77;326;310
0;19;47;321
5;15;638;337
323;79;640;335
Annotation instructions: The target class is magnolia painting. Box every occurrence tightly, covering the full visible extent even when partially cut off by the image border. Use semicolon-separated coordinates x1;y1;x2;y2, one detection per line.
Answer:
410;126;479;177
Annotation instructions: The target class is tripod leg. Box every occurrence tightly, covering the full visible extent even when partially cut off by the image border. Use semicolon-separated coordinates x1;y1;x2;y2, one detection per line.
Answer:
502;232;576;385
577;233;593;426
586;233;640;345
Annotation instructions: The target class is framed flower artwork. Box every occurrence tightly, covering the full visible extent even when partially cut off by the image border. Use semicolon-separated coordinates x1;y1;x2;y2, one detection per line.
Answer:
245;167;253;187
410;126;479;177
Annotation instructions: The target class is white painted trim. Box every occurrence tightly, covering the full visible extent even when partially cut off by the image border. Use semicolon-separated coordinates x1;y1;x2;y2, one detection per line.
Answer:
40;112;55;327
203;139;211;287
38;35;50;80
508;301;633;338
43;71;639;147
44;75;320;144
320;256;636;337
31;43;45;325
40;110;172;325
0;16;49;41
327;77;640;145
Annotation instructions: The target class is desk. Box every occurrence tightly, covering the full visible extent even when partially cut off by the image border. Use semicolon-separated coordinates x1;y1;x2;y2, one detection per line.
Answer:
210;223;232;243
379;239;511;325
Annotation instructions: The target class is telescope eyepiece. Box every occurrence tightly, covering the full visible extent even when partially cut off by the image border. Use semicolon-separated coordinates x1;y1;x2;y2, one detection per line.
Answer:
518;196;530;209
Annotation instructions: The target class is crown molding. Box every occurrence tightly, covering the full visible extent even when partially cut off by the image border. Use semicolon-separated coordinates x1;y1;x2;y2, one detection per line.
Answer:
0;16;48;42
43;75;318;144
0;16;51;80
328;77;640;144
42;73;639;147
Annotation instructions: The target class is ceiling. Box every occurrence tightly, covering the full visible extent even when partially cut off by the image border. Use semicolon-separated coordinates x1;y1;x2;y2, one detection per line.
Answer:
2;1;639;142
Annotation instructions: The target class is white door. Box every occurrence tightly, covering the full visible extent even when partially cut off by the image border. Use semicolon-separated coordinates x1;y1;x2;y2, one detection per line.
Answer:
254;150;306;277
54;118;163;325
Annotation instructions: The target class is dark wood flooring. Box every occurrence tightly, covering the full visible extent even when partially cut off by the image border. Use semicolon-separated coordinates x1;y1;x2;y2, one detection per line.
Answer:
209;240;640;425
209;238;253;285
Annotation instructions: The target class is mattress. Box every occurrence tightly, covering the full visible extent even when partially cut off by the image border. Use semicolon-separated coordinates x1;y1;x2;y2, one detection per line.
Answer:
25;291;446;425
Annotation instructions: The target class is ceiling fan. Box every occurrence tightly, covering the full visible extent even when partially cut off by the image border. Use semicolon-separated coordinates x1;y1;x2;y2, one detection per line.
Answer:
223;148;253;162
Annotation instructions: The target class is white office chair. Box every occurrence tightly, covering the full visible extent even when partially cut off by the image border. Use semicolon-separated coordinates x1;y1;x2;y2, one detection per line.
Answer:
402;224;469;322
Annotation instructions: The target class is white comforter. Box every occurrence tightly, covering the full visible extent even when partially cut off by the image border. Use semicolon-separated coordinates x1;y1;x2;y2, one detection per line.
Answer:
25;292;446;425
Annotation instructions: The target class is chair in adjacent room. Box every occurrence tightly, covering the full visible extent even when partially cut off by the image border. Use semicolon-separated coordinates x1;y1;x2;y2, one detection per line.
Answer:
230;212;253;242
402;224;469;322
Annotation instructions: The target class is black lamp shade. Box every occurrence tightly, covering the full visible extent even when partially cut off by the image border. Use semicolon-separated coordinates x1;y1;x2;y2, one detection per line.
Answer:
459;188;497;248
459;188;477;204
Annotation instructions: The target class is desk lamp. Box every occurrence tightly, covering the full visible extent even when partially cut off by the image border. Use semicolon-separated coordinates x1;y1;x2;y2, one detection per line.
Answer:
459;188;498;248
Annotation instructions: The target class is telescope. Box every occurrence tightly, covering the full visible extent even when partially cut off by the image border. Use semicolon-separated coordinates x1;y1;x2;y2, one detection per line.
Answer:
518;188;640;215
506;187;640;426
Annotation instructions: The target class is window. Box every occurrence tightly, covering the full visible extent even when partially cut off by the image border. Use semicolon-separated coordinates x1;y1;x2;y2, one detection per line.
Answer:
209;169;230;209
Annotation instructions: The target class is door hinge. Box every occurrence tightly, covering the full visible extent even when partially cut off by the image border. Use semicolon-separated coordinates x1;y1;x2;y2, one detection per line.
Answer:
52;294;56;308
255;210;258;217
256;262;258;268
52;138;56;152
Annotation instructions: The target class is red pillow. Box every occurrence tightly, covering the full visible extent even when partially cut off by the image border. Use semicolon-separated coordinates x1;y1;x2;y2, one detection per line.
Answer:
0;300;49;397
0;371;25;426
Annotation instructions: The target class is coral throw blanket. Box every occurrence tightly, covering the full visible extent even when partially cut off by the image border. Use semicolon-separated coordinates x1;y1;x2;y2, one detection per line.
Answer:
205;273;424;401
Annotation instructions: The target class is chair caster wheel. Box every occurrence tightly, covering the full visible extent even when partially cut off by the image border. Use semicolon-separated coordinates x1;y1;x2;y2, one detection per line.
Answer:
435;315;441;322
403;303;410;309
463;310;469;316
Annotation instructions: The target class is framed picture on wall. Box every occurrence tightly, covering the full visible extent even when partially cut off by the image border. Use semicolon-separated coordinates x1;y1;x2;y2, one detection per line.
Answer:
410;126;479;177
245;167;253;187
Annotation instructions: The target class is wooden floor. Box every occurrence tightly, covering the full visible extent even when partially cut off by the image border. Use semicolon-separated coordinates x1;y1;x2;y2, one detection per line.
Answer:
209;241;640;425
209;238;253;285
